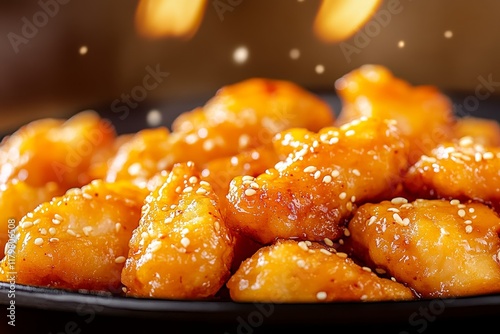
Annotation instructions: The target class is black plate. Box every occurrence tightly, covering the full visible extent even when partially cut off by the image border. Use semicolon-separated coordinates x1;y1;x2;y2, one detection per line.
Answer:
2;92;500;333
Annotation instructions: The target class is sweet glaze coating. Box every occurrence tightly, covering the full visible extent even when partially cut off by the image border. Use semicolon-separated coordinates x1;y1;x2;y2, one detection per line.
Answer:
345;198;500;298
105;78;335;185
121;162;235;299
200;144;279;205
0;180;64;258
226;239;415;302
0;110;116;189
335;64;455;164
0;180;147;292
453;117;500;147
225;117;410;245
403;137;500;205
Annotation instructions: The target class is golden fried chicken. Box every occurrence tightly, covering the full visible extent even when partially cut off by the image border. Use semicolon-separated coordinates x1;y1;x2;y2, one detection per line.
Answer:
0;180;63;258
105;78;335;185
226;239;415;302
0;180;147;292
225;117;410;245
335;64;455;164
403;137;500;205
453;117;500;147
345;198;500;298
121;162;235;299
0;110;116;189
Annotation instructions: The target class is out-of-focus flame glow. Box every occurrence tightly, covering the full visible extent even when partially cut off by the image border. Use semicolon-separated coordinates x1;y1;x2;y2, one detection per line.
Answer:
135;0;207;40
313;0;382;43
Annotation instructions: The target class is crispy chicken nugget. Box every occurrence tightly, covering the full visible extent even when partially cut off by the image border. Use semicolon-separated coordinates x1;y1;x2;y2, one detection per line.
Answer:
121;162;235;299
345;198;500;298
226;239;415;302
453;117;500;147
0;110;116;189
225;117;410;245
0;179;147;292
335;64;455;164
105;78;334;184
0;180;63;258
403;137;500;205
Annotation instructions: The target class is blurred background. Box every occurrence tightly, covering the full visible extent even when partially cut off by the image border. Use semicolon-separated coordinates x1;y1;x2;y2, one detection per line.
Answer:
1;0;500;134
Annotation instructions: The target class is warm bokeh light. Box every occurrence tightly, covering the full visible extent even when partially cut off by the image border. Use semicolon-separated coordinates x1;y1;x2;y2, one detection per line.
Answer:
313;0;382;43
135;0;207;39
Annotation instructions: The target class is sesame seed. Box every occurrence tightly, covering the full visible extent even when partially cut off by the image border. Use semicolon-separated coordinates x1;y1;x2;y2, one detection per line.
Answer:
331;170;340;177
34;238;44;246
345;130;355;136
164;217;173;224
33;218;41;225
352;169;360;176
39;228;47;235
21;221;33;229
339;192;347;200
249;182;259;189
360;295;368;301
180;237;191;248
391;197;408;205
297;259;306;268
319;249;332;255
196;188;208;195
346;202;353;211
322;175;332;183
450;199;460;205
244;188;257;196
329;137;339;144
82;226;93;236
189;176;198;184
67;229;76;237
367;216;377;226
375;268;386;274
458;209;466;218
183;186;193;193
49;227;56;235
469;208;475;213
298;241;309;251
214;221;221;232
115;223;122;233
402;218;410;226
49;238;59;242
241;176;254;182
344;228;351;237
150;240;162;252
351;195;356;202
323;238;334;246
362;266;372;272
465;225;473;233
316;291;328;300
54;214;64;221
393;213;406;226
464;219;472;225
387;208;400;213
52;218;61;225
115;256;126;264
314;171;321;179
175;186;182;193
483;152;494;160
200;180;211;187
336;252;348;258
82;193;93;200
459;136;474;147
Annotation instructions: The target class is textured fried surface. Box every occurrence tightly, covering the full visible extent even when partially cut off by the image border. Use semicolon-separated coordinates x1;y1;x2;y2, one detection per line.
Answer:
227;239;415;302
403;137;500;205
0;180;63;258
121;162;235;299
105;78;335;185
345;198;500;298
0;180;147;292
335;64;455;163
0;110;116;189
453;117;500;147
225;117;410;245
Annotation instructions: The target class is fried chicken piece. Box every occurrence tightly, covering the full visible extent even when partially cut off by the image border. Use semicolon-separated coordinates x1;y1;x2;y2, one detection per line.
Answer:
225;117;410;245
453;117;500;147
403;137;500;205
0;180;63;258
200;144;279;204
121;162;235;299
0;110;116;189
105;78;334;185
345;198;500;298
335;64;455;164
0;180;147;292
226;239;415;302
104;127;171;187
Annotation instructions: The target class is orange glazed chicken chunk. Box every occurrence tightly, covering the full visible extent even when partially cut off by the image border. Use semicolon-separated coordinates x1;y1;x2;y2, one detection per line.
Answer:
335;64;455;163
225;117;410;245
0;180;147;292
227;239;415;302
345;198;500;298
121;162;235;299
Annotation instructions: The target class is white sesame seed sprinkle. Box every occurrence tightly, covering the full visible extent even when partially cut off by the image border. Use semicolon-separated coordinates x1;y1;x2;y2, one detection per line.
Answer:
49;238;59;243
465;225;473;233
297;259;306;268
244;188;257;197
339;192;347;200
322;175;332;183
115;256;126;264
52;218;61;225
183;186;193;193
391;197;408;205
34;238;44;246
180;237;190;248
298;241;309;251
49;227;56;235
458;209;466;218
323;238;334;246
21;221;33;229
316;291;328;300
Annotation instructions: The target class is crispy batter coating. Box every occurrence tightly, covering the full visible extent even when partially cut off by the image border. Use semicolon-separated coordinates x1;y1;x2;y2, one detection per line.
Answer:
200;144;279;204
345;198;500;298
121;162;235;299
0;110;116;189
105;78;335;184
453;117;500;147
335;65;455;163
403;137;500;205
226;239;415;302
0;180;147;292
0;180;64;258
225;117;410;245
